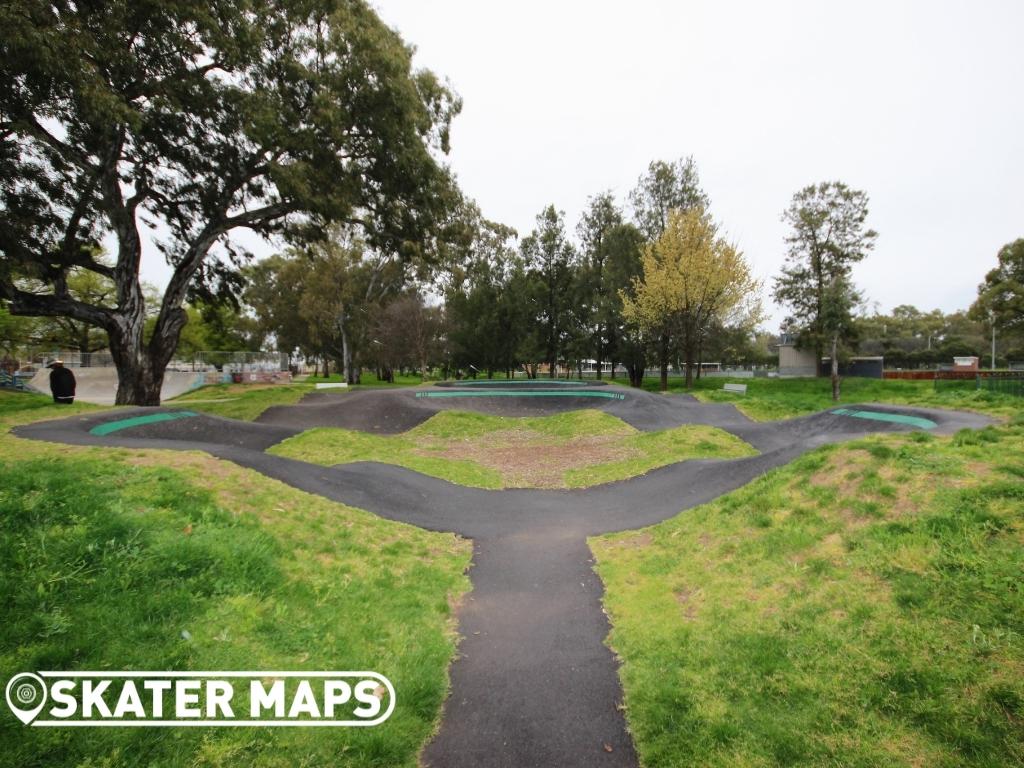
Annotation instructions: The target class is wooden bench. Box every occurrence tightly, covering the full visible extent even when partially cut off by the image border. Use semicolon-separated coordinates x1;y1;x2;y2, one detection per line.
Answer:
722;382;747;395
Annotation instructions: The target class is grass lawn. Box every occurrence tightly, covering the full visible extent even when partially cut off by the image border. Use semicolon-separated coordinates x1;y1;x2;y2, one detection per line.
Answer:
169;382;315;420
644;375;1022;421
269;410;756;489
303;372;424;387
169;373;425;421
0;390;471;768
592;411;1024;766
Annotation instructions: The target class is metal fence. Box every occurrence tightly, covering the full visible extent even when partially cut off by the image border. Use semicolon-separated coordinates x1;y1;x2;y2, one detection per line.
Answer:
30;350;288;373
33;351;116;368
934;370;1024;397
169;351;289;373
981;375;1024;397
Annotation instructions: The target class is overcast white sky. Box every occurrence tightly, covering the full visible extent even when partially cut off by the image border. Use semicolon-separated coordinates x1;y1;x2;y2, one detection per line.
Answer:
140;0;1024;328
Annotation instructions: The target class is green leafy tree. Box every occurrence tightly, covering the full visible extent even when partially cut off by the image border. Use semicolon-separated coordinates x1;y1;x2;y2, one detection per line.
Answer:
628;158;710;383
773;181;877;382
440;206;523;378
520;206;578;378
172;298;262;361
577;192;626;379
0;304;36;363
629;157;710;242
24;266;116;355
621;207;762;390
972;238;1024;346
369;293;444;381
855;305;969;367
0;0;460;403
244;255;318;367
243;234;383;382
602;223;647;385
820;274;862;400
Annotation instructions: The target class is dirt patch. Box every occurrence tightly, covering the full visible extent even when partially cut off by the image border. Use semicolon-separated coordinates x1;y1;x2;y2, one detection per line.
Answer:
125;449;245;485
960;460;995;484
423;428;638;488
814;532;847;564
809;451;871;496
805;450;937;525
606;532;654;550
675;586;702;621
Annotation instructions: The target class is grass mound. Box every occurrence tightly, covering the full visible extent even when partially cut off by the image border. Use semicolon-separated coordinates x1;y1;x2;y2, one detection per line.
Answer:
653;376;1022;421
271;409;755;489
592;422;1024;767
169;382;314;420
0;390;470;767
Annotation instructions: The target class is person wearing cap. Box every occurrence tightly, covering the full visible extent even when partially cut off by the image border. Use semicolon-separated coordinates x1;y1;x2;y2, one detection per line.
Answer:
47;360;76;404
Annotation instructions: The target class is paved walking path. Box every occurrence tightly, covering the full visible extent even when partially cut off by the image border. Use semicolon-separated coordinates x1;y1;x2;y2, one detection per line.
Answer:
15;386;993;767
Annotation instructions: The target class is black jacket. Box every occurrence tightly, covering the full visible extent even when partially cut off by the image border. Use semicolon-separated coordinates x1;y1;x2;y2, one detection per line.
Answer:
49;366;76;400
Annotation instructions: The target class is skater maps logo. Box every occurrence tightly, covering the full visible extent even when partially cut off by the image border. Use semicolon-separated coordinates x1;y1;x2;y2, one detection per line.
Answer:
4;671;394;727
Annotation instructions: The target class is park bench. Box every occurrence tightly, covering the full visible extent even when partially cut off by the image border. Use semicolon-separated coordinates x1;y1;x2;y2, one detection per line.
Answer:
0;371;26;391
722;382;747;395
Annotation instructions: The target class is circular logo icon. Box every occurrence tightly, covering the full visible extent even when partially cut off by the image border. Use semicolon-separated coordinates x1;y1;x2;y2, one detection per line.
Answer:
5;673;48;725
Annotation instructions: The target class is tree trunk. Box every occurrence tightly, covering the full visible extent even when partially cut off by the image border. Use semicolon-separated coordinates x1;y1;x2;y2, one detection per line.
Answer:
659;332;669;392
109;346;164;405
341;325;356;385
696;334;703;381
628;362;644;388
830;334;841;401
108;306;182;406
78;326;90;357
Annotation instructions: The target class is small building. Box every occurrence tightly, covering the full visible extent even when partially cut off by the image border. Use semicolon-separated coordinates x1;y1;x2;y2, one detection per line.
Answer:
841;356;884;379
952;356;979;371
777;336;817;377
822;356;884;378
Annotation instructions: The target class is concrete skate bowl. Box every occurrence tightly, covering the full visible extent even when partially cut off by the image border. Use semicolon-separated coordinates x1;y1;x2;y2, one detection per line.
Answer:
27;367;201;405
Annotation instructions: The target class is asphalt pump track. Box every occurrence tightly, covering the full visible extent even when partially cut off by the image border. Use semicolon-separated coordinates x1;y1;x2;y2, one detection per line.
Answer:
15;384;994;768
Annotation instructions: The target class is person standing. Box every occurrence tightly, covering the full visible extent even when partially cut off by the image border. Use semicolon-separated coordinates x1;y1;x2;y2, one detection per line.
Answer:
47;360;76;404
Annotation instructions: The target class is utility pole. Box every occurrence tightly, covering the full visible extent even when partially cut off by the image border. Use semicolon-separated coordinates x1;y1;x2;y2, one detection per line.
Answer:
989;310;996;371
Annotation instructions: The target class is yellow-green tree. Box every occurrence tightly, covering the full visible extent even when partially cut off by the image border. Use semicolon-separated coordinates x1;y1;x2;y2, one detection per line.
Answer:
621;207;762;389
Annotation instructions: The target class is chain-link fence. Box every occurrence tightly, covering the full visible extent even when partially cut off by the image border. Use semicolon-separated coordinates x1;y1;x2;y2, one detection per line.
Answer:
31;350;288;373
33;351;116;368
169;351;289;373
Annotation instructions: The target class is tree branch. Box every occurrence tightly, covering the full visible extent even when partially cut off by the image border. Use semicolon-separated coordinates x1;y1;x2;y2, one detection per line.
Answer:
6;285;114;329
17;115;98;173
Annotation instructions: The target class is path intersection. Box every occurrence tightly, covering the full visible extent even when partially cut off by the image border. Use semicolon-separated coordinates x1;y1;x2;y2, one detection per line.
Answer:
17;383;992;768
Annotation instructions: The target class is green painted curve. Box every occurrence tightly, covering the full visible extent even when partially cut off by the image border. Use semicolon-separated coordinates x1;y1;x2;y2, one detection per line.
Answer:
832;408;936;430
417;390;626;400
89;410;200;436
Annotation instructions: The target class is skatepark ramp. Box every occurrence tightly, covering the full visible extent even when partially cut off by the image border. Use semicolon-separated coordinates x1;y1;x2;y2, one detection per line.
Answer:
27;368;202;405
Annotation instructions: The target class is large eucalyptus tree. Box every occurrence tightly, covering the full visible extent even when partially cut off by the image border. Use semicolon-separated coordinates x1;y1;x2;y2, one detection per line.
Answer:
0;0;460;403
